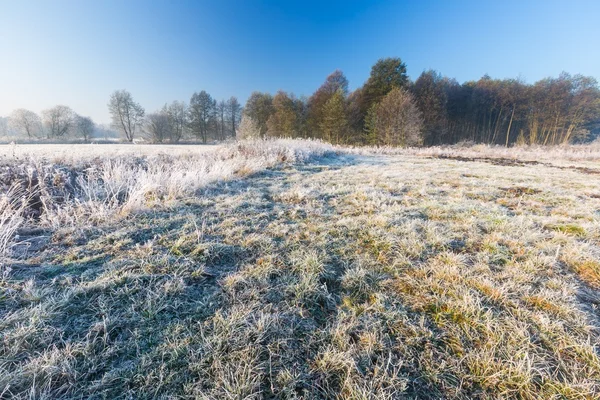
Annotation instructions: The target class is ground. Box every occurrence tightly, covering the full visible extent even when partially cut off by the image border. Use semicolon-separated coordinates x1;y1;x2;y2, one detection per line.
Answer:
1;142;600;399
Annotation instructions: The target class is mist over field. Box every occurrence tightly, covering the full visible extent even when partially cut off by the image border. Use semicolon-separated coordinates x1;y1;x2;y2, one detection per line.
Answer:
1;0;600;398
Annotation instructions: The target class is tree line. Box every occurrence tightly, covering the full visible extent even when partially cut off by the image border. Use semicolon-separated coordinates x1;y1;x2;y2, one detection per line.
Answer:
2;106;110;142
239;58;600;146
2;58;598;146
1;90;242;144
107;90;242;143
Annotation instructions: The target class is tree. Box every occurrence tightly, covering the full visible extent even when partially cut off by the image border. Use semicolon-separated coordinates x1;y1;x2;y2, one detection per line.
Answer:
42;105;74;139
217;100;227;140
319;89;348;144
74;115;95;143
189;90;215;143
145;112;171;143
266;91;300;138
562;74;600;143
244;92;273;138
361;58;409;116
164;101;187;142
414;70;448;145
293;95;309;138
226;96;242;137
346;88;365;143
8;109;42;138
108;90;145;142
307;70;349;139
364;87;423;146
237;114;260;139
0;117;7;137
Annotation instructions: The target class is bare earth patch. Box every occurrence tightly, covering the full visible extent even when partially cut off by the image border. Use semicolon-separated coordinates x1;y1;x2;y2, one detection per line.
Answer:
1;141;599;399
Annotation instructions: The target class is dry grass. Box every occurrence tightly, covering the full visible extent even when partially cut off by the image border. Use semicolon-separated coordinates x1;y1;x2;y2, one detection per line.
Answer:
0;140;599;399
0;185;27;259
0;143;223;160
347;141;600;169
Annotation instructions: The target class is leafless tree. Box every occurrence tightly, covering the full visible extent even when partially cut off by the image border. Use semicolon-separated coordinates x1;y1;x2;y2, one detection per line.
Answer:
108;90;145;142
145;112;171;143
164;101;187;142
189;90;215;143
42;105;74;139
0;117;7;137
74;115;95;143
8;109;42;138
217;100;227;140
226;96;242;137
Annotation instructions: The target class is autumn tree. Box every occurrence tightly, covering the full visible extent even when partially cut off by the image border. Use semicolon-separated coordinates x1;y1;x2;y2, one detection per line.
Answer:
307;70;349;139
244;92;273;138
319;89;348;144
266;91;301;137
108;90;145;142
365;87;423;146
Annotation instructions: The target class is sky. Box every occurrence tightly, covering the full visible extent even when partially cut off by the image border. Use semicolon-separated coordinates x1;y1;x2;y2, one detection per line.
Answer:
1;0;599;124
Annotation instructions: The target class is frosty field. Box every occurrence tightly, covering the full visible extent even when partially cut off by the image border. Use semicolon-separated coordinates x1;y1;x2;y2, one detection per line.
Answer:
1;140;599;399
0;143;222;160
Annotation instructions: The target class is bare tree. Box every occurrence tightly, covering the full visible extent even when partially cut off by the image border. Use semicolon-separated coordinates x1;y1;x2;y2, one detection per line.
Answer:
8;109;42;138
42;105;74;139
217;100;227;140
414;70;448;145
164;101;187;143
0;117;7;137
108;90;145;142
145;112;171;143
74;115;95;143
189;90;215;143
226;96;242;137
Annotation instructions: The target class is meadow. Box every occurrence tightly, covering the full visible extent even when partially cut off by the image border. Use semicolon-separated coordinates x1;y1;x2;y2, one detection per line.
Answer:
1;140;599;399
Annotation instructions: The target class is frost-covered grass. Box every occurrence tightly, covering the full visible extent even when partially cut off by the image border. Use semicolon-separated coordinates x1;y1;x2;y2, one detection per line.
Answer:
348;140;600;169
0;186;26;256
0;139;336;227
1;140;599;399
0;143;222;160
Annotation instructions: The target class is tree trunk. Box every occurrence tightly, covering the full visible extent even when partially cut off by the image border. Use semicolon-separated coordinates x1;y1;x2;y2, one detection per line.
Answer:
505;107;515;147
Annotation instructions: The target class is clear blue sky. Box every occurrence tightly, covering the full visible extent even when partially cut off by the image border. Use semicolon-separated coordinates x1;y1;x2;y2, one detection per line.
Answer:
1;0;599;123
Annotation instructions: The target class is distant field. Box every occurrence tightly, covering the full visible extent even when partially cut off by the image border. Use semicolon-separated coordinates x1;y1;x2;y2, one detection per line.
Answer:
1;140;599;399
0;143;222;160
